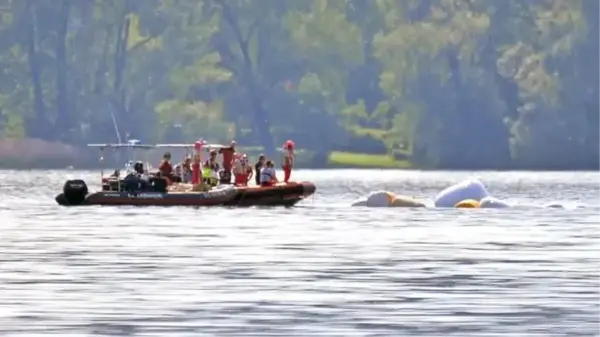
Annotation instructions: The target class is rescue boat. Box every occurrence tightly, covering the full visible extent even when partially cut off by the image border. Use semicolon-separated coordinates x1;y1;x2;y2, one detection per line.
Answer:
55;179;316;207
54;140;316;207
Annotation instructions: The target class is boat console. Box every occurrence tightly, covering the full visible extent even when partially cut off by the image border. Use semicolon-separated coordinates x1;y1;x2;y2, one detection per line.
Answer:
102;175;169;193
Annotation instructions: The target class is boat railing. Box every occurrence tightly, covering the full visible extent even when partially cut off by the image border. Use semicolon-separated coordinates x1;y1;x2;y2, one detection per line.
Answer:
87;140;157;189
155;142;228;152
88;140;230;189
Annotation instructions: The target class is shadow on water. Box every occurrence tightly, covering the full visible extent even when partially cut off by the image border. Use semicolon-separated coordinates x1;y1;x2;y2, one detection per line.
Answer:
0;170;598;336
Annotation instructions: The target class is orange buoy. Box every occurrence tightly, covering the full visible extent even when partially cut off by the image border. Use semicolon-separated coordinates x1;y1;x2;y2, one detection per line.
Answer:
454;199;480;208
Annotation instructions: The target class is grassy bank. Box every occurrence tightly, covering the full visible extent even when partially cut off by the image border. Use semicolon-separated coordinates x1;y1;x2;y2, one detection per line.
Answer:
0;138;415;170
0;152;413;170
327;151;412;169
241;147;413;169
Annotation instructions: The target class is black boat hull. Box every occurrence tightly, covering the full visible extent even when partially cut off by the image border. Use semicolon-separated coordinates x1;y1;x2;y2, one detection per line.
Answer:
55;180;316;207
226;182;316;207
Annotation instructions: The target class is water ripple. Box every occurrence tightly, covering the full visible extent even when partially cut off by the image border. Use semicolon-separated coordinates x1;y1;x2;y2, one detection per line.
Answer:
0;170;598;336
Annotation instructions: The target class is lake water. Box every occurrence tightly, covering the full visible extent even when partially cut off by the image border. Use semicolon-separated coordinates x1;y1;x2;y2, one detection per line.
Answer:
0;170;598;337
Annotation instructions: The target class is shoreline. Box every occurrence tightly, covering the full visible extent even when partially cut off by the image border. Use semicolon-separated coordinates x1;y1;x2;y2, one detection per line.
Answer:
0;164;597;172
0;139;596;171
0;156;596;171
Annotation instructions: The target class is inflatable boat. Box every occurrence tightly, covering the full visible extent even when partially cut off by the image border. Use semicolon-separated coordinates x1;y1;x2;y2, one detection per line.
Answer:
55;178;316;207
225;182;315;207
55;140;316;207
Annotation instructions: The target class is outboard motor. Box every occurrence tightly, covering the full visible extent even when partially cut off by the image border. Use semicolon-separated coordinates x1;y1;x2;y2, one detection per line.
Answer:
61;179;89;206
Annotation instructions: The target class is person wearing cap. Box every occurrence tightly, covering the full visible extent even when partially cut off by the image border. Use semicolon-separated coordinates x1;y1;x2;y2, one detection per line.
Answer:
281;140;295;183
254;154;266;186
219;140;236;184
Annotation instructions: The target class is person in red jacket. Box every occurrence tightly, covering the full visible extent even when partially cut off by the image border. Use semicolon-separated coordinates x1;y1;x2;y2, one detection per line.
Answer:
219;140;236;184
158;152;175;184
232;153;246;186
158;152;172;174
281;140;295;183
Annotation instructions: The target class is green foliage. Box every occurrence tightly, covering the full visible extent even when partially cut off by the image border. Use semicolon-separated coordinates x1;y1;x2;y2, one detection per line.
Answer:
0;0;595;169
154;99;233;141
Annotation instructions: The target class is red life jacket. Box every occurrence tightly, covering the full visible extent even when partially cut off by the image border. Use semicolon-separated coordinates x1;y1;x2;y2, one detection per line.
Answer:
159;160;173;175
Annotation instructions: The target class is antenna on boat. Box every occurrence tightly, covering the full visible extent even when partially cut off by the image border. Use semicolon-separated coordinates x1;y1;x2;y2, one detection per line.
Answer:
87;141;156;192
109;103;122;144
99;146;104;185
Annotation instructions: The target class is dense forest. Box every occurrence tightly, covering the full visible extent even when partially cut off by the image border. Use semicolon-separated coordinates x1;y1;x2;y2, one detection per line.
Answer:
0;0;597;169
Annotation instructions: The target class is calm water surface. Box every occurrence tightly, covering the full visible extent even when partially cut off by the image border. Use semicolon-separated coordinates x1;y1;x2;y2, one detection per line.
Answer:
0;170;598;337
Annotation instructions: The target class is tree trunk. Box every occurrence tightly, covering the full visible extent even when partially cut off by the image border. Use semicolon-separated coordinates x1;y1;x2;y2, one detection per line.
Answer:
217;0;275;155
55;0;71;141
24;0;48;139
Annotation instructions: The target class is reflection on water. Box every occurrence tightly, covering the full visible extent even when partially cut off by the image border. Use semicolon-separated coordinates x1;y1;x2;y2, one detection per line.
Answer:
0;170;598;336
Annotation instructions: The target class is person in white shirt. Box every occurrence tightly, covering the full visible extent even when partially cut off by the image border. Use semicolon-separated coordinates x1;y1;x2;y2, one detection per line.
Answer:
259;160;278;187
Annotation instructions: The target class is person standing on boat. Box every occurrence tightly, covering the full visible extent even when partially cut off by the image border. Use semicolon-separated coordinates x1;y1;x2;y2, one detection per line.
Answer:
203;150;220;187
232;153;247;186
254;154;266;186
244;155;254;185
282;140;295;183
192;140;204;186
260;160;278;187
176;157;192;183
219;140;236;184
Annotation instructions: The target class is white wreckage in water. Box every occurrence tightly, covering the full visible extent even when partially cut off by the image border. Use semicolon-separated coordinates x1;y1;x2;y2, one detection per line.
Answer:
350;179;564;209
